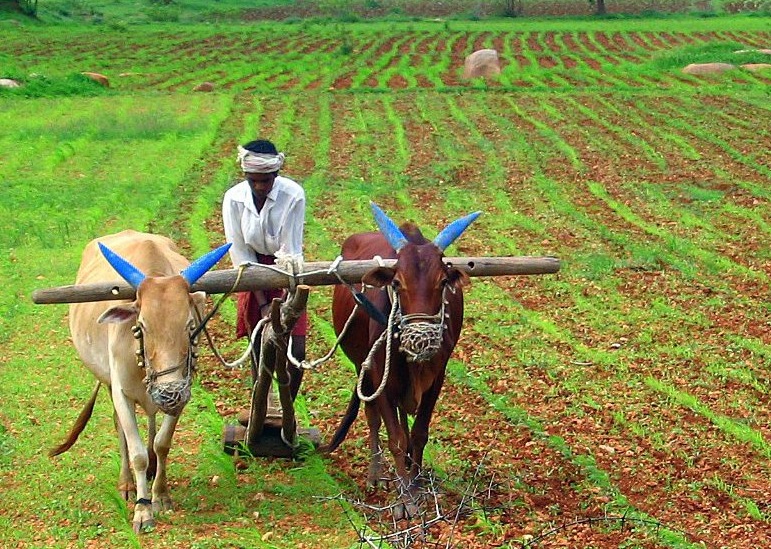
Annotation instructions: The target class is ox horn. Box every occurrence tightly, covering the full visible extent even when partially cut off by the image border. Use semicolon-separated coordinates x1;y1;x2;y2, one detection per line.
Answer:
180;242;232;286
370;201;408;252
433;211;482;252
98;242;147;289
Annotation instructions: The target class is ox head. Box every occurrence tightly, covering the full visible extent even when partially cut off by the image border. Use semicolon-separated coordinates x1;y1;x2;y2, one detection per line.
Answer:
95;242;231;416
365;202;480;362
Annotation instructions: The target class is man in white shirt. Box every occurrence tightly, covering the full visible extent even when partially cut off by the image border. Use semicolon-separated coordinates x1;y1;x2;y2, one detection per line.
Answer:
222;139;307;400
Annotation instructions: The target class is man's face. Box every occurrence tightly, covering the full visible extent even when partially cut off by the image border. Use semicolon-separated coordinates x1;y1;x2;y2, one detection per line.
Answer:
246;172;276;199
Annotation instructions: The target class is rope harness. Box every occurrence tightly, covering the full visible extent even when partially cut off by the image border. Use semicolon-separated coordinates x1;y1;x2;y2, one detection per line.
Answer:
131;322;198;417
356;282;452;402
398;286;452;362
197;256;453;405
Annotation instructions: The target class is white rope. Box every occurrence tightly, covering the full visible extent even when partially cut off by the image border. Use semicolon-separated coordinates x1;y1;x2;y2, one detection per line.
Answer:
357;291;399;403
286;302;361;370
281;427;298;449
284;255;363;371
218;317;270;369
205;256;395;381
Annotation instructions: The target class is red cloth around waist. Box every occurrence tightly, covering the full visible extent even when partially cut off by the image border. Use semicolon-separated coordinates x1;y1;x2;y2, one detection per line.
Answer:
235;253;308;338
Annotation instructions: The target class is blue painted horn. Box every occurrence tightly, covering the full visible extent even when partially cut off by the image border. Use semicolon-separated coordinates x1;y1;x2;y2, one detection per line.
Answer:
99;241;232;289
180;242;232;286
98;242;147;288
370;201;408;252
433;211;482;252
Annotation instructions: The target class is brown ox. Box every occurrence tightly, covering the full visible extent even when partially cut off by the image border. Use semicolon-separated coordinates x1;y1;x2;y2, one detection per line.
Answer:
325;203;480;518
50;230;230;533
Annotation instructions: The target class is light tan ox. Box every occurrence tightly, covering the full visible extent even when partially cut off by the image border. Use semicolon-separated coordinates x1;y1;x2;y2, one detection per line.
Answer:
50;230;230;533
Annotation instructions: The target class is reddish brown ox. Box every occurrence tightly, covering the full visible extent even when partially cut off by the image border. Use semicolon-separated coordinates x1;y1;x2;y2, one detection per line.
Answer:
325;203;480;518
49;230;230;533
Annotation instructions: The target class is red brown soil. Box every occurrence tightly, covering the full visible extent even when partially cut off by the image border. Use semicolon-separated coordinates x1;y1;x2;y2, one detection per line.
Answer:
104;14;771;547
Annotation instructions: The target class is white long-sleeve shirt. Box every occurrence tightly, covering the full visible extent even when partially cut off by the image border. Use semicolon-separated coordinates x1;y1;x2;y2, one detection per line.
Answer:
222;176;305;266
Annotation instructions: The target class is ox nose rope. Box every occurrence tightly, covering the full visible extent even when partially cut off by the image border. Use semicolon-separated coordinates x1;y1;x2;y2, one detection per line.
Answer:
197;255;388;374
194;264;256;369
397;285;451;362
356;283;452;401
132;322;196;416
195;255;450;393
200;260;318;371
357;290;400;402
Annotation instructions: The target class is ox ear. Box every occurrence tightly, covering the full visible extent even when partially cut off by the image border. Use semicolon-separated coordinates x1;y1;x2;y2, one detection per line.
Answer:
180;243;232;286
97;304;138;324
433;211;482;252
190;291;206;306
447;267;470;289
98;242;146;289
370;202;408;252
362;267;396;288
190;291;206;315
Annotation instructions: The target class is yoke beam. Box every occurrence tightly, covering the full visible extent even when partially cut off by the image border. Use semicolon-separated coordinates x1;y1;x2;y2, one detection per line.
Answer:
32;256;560;304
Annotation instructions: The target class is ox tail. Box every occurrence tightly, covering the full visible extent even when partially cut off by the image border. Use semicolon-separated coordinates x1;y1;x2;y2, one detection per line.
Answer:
319;390;360;454
49;381;101;457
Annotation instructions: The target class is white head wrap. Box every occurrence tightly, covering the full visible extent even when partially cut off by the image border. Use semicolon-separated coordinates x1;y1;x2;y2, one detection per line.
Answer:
237;145;285;173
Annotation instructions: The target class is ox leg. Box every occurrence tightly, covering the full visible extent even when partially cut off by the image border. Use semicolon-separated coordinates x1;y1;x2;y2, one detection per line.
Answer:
380;401;418;520
114;411;135;501
409;377;444;485
399;407;413;470
151;413;179;514
146;413;157;480
364;401;384;488
111;386;154;533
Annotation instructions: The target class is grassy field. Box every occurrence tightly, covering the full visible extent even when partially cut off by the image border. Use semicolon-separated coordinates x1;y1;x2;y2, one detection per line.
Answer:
1;7;770;549
10;0;771;23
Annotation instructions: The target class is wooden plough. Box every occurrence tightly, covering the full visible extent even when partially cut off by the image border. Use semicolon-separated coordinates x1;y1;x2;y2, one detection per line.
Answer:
33;255;560;458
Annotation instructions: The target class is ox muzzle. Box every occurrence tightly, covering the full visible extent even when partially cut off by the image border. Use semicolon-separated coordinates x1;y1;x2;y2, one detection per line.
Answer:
399;320;444;362
395;286;452;363
133;324;196;417
147;379;192;417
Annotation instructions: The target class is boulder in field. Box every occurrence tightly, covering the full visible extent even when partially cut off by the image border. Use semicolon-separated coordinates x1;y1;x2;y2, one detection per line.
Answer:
742;63;771;72
81;72;109;87
0;78;21;88
462;49;501;79
682;63;736;75
193;81;215;92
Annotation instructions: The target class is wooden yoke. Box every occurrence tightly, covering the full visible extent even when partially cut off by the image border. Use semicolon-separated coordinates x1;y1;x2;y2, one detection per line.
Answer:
32;256;561;304
245;285;309;457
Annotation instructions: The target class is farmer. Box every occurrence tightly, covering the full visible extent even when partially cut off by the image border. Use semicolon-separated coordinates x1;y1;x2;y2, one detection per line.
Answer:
222;138;307;401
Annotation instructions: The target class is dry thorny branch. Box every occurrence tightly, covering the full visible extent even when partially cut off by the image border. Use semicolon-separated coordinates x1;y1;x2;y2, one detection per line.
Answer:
318;456;505;548
317;454;695;548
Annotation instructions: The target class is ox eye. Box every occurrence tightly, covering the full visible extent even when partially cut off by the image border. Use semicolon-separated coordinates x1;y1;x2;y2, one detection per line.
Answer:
391;279;401;290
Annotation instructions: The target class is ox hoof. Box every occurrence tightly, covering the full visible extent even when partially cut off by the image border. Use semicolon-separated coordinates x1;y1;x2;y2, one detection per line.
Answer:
366;458;385;488
366;473;380;490
152;495;173;514
394;487;421;521
132;516;155;534
133;501;155;533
